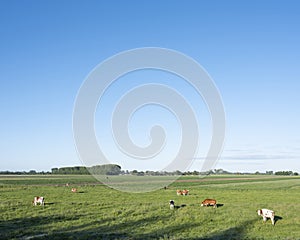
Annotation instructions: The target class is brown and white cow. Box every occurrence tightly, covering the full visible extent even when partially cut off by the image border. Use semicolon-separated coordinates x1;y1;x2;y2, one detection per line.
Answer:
182;189;189;196
257;209;275;225
177;189;189;196
32;196;44;206
201;198;217;208
176;190;182;196
71;188;77;193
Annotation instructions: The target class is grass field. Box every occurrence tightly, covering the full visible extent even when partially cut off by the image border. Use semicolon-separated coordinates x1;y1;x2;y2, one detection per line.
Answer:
0;175;299;239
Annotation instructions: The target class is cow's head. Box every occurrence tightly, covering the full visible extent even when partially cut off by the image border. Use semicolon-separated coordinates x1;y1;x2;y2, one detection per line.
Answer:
169;200;175;209
257;209;262;216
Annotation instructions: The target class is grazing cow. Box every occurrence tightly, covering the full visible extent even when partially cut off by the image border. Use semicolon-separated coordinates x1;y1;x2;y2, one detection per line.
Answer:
177;189;189;196
201;198;217;208
71;188;77;193
33;196;44;206
182;189;189;196
169;200;175;209
176;190;182;196
257;209;275;225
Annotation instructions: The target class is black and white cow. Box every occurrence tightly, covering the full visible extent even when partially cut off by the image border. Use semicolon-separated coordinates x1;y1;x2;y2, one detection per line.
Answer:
169;200;175;209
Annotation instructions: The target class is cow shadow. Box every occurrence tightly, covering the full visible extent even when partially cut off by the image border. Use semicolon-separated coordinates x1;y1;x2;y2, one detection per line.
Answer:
201;204;223;208
174;204;187;209
274;215;283;224
44;202;55;205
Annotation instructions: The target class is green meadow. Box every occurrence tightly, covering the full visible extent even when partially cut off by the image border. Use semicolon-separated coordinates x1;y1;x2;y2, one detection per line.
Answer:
0;175;299;239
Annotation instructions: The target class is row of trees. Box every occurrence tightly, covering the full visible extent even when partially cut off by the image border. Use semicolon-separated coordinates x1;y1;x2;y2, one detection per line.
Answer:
128;169;232;176
51;166;89;175
255;170;298;176
51;164;121;175
274;171;298;176
0;167;298;176
50;167;299;176
0;170;50;175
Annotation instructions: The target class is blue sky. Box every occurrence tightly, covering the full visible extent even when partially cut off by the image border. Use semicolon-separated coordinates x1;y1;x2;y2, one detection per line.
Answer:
1;1;299;173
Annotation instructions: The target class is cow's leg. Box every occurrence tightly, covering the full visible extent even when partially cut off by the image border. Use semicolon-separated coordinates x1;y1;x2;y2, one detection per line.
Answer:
263;216;267;222
271;217;275;225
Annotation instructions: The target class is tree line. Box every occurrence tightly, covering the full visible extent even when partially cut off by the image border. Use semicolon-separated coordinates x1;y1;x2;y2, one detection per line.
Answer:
51;164;121;175
0;167;298;176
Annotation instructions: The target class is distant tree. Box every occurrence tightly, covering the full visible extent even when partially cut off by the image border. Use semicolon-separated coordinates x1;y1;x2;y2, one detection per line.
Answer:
275;171;293;176
214;169;227;174
89;164;121;175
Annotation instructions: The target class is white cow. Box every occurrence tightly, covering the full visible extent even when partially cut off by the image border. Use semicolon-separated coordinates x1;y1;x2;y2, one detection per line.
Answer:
257;209;275;225
33;196;45;206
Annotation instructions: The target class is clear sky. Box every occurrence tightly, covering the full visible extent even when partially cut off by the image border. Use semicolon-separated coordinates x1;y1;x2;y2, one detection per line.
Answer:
1;1;299;173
